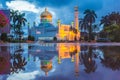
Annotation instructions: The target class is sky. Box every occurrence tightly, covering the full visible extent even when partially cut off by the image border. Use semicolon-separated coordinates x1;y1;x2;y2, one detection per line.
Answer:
0;0;120;27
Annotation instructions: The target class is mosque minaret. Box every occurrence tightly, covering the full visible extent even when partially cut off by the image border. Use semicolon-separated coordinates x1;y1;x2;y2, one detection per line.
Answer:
74;6;80;41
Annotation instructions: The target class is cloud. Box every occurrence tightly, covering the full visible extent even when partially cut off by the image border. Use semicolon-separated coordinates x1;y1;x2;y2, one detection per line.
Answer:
0;4;3;8
24;7;57;26
28;0;73;8
7;71;40;80
6;0;39;13
6;0;57;25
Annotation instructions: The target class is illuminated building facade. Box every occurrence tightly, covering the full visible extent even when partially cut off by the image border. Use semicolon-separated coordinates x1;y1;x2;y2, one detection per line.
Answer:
57;6;80;41
57;21;76;41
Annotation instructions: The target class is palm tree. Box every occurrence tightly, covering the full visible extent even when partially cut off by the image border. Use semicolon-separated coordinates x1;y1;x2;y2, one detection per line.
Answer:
100;15;111;27
10;48;27;74
79;18;88;32
10;10;19;38
10;10;27;41
81;46;97;73
16;13;27;41
84;9;97;41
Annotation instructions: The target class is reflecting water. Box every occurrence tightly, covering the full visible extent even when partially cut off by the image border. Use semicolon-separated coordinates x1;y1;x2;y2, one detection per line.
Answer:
0;43;120;80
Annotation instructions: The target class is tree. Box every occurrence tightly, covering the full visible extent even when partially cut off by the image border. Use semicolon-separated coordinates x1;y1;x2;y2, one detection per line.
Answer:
104;24;120;41
10;48;27;74
79;18;88;32
84;9;97;41
16;13;27;41
28;35;35;41
10;10;19;37
100;15;111;27
100;12;120;42
53;36;57;41
81;46;97;73
0;33;7;42
100;46;120;70
10;10;27;41
100;12;120;27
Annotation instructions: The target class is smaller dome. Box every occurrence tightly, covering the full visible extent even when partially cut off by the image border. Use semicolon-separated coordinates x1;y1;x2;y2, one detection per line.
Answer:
41;8;52;17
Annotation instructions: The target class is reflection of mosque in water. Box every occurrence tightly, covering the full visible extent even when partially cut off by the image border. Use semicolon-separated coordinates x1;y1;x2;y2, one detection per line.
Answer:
28;44;57;76
28;43;81;76
1;44;120;77
57;43;80;76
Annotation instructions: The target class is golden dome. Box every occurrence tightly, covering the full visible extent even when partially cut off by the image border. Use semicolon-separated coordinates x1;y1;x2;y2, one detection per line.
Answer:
41;65;52;72
41;8;52;17
41;61;52;76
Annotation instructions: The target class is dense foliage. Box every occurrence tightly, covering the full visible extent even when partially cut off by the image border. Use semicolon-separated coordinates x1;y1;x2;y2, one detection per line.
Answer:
28;35;35;41
100;12;120;42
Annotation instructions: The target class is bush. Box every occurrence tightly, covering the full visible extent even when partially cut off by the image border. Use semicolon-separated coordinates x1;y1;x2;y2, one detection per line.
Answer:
0;33;7;42
28;35;35;41
53;37;57;41
84;36;89;41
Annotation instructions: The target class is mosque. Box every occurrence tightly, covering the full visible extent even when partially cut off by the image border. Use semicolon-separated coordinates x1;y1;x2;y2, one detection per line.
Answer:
30;7;80;41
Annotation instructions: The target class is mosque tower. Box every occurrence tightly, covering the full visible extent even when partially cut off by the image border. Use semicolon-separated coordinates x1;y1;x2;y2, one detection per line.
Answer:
74;6;80;40
57;19;61;41
75;43;80;76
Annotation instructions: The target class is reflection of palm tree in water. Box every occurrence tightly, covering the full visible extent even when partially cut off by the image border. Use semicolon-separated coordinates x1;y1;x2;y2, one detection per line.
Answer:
100;56;120;71
81;46;97;73
10;46;27;74
100;46;120;71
